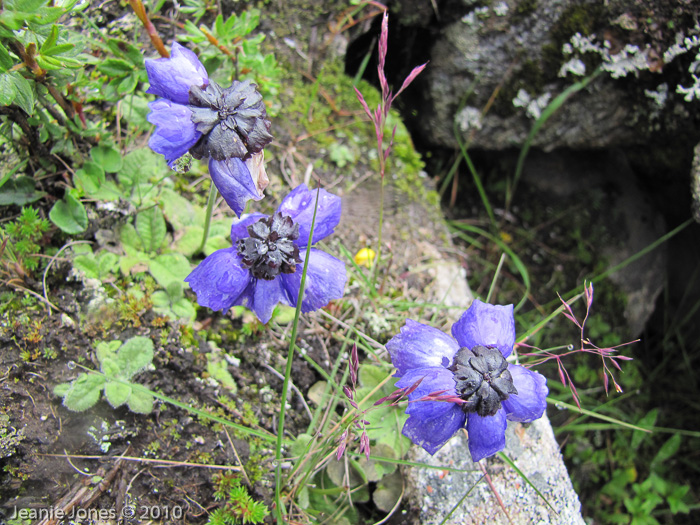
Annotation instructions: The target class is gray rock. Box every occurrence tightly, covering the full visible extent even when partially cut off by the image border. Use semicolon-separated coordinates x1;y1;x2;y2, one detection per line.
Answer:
411;0;700;152
404;414;585;525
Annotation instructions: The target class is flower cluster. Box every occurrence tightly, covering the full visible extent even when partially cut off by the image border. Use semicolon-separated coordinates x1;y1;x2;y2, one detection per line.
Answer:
386;299;548;461
145;43;272;216
185;184;347;324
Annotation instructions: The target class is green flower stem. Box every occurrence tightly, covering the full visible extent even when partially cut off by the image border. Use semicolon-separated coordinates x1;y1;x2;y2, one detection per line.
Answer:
274;187;321;524
198;183;218;255
372;165;386;288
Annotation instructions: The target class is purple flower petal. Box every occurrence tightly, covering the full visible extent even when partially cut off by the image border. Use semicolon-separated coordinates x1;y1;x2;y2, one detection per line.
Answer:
276;184;341;247
503;365;548;423
184;248;251;312
230;213;266;244
147;99;201;167
145;42;208;105
280;249;346;313
386;320;460;378
249;278;287;324
466;408;507;462
452;299;516;358
209;157;264;217
396;366;467;455
395;367;459;420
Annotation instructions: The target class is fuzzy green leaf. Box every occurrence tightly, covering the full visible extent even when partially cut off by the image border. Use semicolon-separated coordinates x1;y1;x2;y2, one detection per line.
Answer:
62;373;105;412
127;390;154;414
104;381;131;408
117;336;154;379
73;253;99;279
118;148;162;188
49;193;88;234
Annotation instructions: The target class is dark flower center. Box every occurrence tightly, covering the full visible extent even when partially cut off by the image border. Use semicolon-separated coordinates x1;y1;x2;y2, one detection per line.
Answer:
187;79;273;162
236;213;302;281
449;345;517;417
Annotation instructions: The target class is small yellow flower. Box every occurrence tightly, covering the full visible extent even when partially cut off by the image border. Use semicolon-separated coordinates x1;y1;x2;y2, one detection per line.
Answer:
354;247;376;268
499;231;512;244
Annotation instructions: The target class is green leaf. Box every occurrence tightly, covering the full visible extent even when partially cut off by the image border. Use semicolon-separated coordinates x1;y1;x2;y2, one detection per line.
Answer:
0;176;45;205
651;434;682;468
73;253;99;279
101;356;120;377
135;206;166;253
41;43;75;56
207;356;237;392
62;373;105;412
104;381;131;408
117;73;138;94
172;226;203;256
170;297;195;321
126;390;154;414
97;57;133;77
49;192;87;234
40;25;59;53
53;382;71;397
95;340;121;363
73;161;105;195
90;145;122;173
10;72;35;115
148;253;191;288
373;470;403;512
116;336;154;379
0;72;18;106
119;148;163;188
0;43;13;72
160;188;202;229
97;251;118;277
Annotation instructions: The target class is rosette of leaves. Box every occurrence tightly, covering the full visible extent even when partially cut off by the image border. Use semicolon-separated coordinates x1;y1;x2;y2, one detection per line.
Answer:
54;336;155;414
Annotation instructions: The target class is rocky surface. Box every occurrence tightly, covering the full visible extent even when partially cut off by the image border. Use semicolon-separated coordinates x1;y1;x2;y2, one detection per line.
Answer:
389;0;700;152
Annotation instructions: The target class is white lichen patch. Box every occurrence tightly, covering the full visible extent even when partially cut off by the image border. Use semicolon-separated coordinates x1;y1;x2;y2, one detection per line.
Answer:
457;106;483;132
512;89;552;120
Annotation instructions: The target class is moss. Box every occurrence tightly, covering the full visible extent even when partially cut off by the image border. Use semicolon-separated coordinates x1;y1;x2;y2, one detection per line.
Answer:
512;0;538;21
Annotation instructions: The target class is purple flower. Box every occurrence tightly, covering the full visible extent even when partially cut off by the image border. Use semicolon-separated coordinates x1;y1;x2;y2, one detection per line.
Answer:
145;42;273;216
386;299;548;461
185;184;346;323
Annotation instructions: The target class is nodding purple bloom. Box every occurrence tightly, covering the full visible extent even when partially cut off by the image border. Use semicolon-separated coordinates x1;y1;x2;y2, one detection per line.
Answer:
185;184;346;324
145;42;273;216
386;299;548;461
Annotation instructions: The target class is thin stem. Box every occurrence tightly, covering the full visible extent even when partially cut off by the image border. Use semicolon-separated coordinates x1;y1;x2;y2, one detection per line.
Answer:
372;174;386;286
274;187;321;524
127;0;169;58
198;183;217;255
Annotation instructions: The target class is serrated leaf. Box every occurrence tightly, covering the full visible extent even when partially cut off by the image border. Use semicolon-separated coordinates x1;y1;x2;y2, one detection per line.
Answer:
104;381;131;408
117;336;154;379
135;206;166;254
90;145;122;173
49;192;87;234
0;176;45;205
149;253;191;288
127;390;153;414
62;373;105;412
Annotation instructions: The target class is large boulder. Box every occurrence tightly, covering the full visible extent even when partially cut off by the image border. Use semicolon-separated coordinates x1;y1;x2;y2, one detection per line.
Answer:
392;0;700;152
